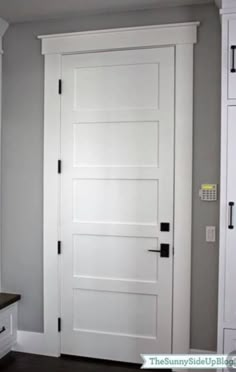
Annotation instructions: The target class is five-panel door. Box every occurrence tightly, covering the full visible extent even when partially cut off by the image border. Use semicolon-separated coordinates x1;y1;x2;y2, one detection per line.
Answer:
60;47;175;363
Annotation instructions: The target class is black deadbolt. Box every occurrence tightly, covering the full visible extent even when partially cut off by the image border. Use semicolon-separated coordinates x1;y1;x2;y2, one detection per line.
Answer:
160;222;170;232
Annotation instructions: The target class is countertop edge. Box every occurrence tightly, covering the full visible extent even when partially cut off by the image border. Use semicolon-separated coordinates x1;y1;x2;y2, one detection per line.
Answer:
0;293;21;311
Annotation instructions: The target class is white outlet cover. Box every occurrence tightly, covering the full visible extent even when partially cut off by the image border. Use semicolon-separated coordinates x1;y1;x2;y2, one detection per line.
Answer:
206;226;216;243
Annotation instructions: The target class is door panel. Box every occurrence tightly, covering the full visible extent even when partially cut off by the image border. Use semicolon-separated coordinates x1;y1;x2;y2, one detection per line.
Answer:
228;19;236;99
73;290;157;338
73;179;158;224
225;106;236;323
73;235;159;282
60;47;175;362
73;121;159;167
74;63;159;110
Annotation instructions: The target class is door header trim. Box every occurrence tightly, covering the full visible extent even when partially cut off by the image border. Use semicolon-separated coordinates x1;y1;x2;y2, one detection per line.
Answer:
38;22;199;55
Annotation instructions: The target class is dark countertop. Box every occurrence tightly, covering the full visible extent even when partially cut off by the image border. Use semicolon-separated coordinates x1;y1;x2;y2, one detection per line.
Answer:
0;293;21;310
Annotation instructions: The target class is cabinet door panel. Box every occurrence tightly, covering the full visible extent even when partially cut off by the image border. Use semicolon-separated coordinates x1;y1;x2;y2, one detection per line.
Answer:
224;329;236;354
228;19;236;99
225;107;236;323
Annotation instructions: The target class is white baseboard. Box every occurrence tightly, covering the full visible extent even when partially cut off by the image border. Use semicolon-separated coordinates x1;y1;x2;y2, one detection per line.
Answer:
172;350;217;372
186;349;217;372
189;348;217;354
13;332;217;360
13;331;59;357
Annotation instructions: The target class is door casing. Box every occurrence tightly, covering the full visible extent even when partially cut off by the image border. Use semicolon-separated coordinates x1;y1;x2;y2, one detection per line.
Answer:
14;22;199;357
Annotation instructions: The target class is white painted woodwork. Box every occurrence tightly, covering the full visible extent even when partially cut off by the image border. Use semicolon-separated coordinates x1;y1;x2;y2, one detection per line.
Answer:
60;47;174;362
15;23;196;358
74;121;159;168
172;43;194;355
218;0;236;358
224;106;236;324
223;329;236;354
38;23;199;55
0;304;18;359
73;235;158;282
73;180;158;223
42;54;61;356
228;19;236;99
73;290;157;337
0;18;8;291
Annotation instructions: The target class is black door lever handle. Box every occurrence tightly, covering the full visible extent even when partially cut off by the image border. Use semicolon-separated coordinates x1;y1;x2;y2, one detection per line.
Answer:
148;244;170;257
0;326;6;334
231;46;236;73
229;201;235;229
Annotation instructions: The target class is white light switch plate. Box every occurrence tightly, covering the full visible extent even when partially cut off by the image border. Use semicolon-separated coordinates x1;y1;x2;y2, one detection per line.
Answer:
206;226;216;242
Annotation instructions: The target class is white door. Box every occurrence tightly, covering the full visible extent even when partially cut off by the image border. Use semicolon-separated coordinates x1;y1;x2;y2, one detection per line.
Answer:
60;47;175;363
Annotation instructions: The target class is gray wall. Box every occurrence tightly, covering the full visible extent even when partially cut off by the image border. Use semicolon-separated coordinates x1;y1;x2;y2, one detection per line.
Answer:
1;4;220;351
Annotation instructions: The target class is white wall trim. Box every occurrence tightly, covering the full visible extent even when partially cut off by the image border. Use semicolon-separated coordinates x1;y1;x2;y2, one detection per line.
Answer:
13;331;58;357
38;22;199;55
43;53;61;356
14;23;198;357
0;18;8;292
190;349;217;354
172;43;194;355
14;335;217;357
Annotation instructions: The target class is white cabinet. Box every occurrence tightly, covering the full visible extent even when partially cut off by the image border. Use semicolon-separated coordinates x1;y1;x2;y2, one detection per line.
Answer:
0;304;18;359
228;20;236;99
218;1;236;358
224;330;236;355
0;294;21;359
224;107;236;325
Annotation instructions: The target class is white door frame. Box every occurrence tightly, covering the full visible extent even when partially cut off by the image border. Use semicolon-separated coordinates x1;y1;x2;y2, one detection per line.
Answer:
0;17;8;291
15;22;199;357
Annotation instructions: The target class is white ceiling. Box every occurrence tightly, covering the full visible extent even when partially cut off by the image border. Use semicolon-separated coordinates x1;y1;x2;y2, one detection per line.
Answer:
0;0;215;24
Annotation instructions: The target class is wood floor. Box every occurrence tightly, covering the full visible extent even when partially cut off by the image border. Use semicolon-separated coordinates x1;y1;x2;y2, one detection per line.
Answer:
0;352;150;372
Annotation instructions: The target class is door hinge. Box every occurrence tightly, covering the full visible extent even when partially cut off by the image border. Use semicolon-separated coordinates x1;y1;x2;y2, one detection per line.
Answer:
58;241;61;255
58;79;62;95
58;160;61;174
58;317;61;332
